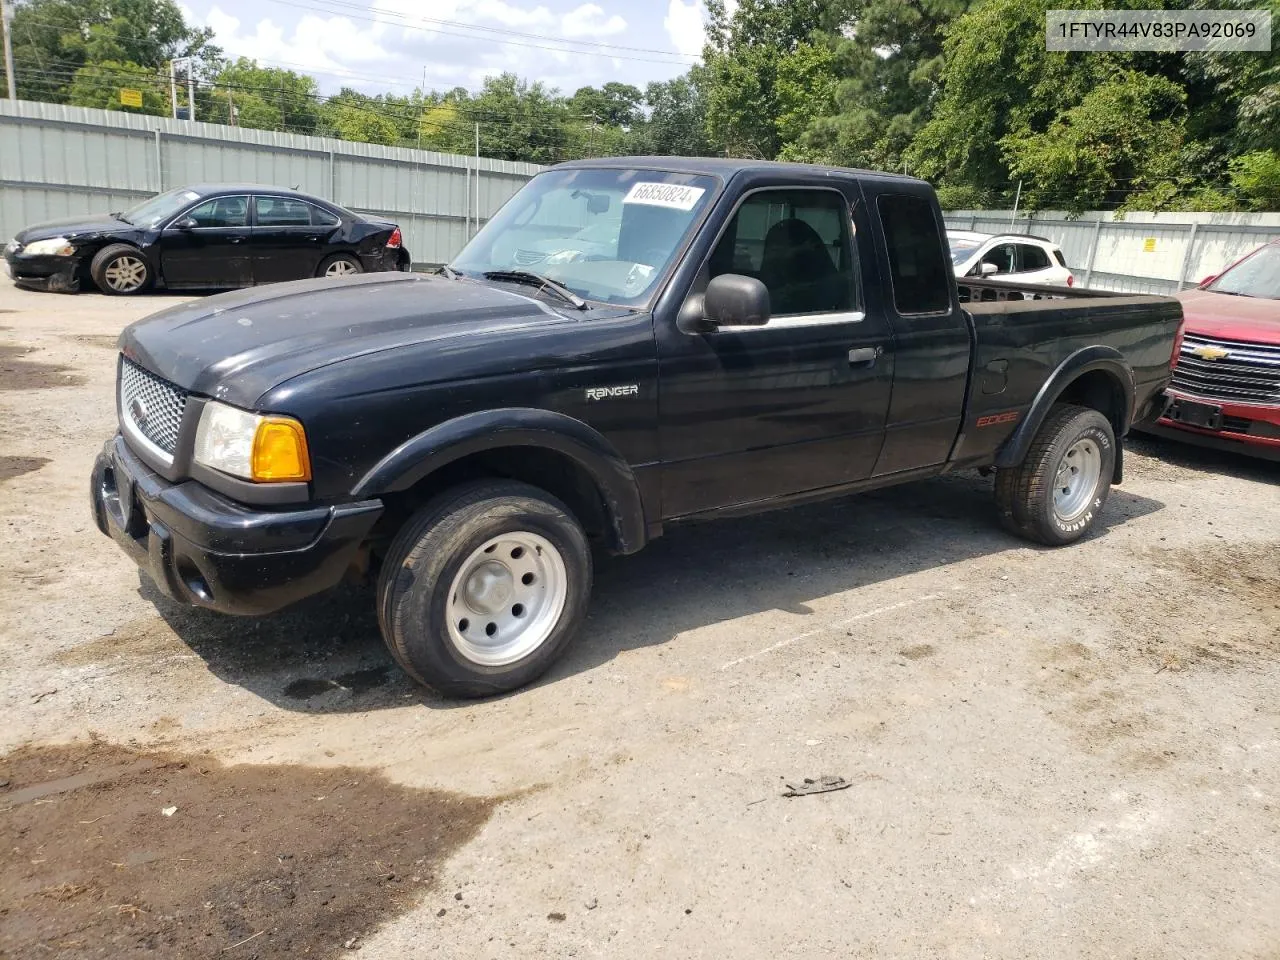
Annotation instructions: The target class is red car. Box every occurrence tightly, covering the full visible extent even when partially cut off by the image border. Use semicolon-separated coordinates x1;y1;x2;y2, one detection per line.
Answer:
1142;239;1280;460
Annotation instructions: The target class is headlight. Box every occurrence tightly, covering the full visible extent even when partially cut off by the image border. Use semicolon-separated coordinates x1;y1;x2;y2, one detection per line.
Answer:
23;237;75;257
193;401;311;483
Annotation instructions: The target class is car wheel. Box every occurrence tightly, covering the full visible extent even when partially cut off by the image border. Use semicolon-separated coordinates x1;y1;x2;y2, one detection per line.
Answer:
994;403;1116;546
317;253;363;278
377;480;592;698
90;244;152;295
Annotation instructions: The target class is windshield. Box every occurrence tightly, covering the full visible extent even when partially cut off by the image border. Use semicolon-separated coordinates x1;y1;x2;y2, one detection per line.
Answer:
1207;244;1280;299
948;236;983;266
122;188;203;228
450;168;719;306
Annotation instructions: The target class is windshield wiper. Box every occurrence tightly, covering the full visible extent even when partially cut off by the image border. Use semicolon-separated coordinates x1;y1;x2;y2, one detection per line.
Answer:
482;269;587;310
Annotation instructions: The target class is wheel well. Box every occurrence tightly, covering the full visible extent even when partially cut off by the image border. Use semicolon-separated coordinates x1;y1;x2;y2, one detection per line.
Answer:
1055;370;1128;435
376;446;612;551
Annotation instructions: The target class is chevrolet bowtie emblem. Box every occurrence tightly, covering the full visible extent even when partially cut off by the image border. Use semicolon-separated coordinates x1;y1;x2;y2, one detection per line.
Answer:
1190;344;1231;360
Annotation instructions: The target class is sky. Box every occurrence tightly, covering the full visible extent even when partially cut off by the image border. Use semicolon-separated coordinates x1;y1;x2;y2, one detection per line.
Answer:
177;0;712;98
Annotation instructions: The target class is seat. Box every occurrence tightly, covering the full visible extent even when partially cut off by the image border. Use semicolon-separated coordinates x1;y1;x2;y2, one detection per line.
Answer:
758;218;844;315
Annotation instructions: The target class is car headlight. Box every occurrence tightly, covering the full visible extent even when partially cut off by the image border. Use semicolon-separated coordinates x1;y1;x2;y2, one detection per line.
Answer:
22;237;75;257
193;401;311;482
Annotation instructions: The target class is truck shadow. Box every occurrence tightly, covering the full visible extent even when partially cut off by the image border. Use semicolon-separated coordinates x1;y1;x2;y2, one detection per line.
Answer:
143;471;1165;712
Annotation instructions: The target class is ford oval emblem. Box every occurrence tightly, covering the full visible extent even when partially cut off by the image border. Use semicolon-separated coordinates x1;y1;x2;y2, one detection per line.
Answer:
129;396;149;428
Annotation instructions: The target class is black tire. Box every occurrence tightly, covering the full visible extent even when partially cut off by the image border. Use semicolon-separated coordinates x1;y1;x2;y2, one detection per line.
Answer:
90;244;152;295
377;480;592;698
316;253;364;278
994;403;1116;546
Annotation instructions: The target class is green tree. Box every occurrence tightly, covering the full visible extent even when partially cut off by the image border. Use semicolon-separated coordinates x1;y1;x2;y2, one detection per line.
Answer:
319;88;403;145
1001;71;1187;212
700;0;847;158
65;58;168;114
6;0;218;103
800;0;970;170
641;73;710;156
208;58;320;133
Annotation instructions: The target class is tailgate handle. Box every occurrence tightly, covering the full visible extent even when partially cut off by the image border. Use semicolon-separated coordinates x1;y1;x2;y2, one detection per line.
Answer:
848;346;880;366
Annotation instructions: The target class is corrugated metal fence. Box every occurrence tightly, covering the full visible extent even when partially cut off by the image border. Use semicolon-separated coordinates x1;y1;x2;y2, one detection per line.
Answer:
0;100;542;266
944;209;1280;295
4;100;1277;288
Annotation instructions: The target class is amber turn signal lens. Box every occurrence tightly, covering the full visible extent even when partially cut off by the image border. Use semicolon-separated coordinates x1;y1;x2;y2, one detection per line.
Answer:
250;418;311;482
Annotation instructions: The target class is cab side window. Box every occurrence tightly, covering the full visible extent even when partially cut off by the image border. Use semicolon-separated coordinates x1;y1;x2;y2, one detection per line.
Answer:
186;196;248;228
876;194;951;314
709;189;858;316
254;197;312;226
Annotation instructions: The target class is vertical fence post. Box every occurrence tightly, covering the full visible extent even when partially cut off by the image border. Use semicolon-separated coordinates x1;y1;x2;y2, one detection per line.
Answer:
153;128;163;192
1176;221;1199;291
1082;218;1103;287
328;147;336;202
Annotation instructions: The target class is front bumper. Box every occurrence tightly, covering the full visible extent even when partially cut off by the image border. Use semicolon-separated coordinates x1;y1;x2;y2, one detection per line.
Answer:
1135;390;1280;461
4;252;83;292
91;434;383;615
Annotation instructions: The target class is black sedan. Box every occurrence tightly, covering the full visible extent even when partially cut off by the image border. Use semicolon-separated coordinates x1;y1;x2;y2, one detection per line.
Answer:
3;184;410;295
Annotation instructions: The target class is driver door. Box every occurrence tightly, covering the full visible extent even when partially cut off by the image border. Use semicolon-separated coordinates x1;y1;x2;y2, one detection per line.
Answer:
160;195;252;287
655;181;894;518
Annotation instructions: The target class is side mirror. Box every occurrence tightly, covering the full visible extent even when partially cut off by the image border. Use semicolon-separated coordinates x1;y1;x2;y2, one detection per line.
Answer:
704;274;770;328
173;217;197;230
980;262;999;277
1198;274;1217;288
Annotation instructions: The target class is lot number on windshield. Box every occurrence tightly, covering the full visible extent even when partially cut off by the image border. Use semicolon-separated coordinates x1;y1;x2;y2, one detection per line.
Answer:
623;182;706;211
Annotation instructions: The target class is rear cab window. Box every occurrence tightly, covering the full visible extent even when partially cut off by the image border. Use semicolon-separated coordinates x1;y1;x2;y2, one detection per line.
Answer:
876;195;951;314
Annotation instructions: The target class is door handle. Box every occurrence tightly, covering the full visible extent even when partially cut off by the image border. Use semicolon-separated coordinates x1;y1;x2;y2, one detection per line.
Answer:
848;346;881;366
228;236;245;243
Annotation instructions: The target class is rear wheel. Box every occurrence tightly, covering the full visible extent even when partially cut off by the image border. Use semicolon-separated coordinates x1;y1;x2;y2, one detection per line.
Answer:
90;244;151;295
317;253;363;278
994;404;1116;545
376;481;592;698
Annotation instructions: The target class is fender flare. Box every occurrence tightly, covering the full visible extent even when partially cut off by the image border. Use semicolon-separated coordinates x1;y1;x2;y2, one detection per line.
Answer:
352;407;649;554
995;345;1135;472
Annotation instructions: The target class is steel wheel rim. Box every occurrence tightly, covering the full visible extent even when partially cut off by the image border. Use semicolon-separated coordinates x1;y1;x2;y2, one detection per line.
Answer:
445;531;568;667
325;259;358;277
105;255;146;292
1053;438;1101;522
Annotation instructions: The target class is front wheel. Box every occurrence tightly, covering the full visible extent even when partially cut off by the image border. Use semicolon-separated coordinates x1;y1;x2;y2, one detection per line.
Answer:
90;244;152;295
377;481;592;698
994;404;1116;545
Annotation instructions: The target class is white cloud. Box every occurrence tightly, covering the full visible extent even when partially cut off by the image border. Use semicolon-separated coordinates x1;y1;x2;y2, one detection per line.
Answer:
562;4;626;37
205;6;389;81
663;0;704;58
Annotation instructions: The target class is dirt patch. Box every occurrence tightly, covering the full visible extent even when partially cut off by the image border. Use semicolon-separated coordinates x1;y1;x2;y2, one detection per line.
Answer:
52;617;186;668
0;456;49;483
67;334;121;350
0;741;500;959
898;643;936;661
0;343;85;390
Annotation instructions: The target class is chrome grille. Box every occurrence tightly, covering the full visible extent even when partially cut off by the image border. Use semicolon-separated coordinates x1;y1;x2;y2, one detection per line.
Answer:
119;357;187;456
1172;334;1280;406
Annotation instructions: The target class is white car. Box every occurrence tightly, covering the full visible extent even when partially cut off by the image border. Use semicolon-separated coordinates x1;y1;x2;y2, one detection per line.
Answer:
948;230;1075;287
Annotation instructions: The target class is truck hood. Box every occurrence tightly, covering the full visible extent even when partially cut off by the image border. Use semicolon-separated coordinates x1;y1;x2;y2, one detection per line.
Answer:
1177;287;1280;344
120;272;564;406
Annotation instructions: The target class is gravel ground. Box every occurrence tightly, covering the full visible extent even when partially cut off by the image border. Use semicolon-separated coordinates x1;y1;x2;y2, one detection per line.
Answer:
1;280;1278;959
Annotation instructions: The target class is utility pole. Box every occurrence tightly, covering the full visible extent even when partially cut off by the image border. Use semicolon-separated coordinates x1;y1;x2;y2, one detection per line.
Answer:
187;63;196;123
1010;180;1023;229
1;0;16;102
169;60;178;118
474;122;480;236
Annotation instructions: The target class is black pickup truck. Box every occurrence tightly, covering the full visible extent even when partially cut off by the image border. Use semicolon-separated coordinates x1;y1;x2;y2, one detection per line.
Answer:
91;158;1181;696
